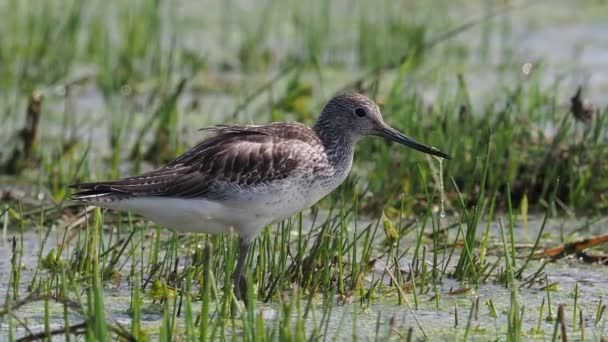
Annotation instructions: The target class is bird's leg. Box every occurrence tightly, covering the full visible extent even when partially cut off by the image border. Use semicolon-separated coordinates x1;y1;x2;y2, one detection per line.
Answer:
232;237;250;303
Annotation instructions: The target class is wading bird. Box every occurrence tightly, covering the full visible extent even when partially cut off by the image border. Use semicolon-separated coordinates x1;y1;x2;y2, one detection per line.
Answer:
71;93;451;302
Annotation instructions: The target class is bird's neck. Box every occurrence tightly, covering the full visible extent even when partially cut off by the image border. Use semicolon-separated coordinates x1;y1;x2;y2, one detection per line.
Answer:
313;122;356;167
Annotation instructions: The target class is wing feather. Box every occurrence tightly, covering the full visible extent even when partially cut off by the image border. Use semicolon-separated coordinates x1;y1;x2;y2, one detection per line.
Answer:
70;123;319;201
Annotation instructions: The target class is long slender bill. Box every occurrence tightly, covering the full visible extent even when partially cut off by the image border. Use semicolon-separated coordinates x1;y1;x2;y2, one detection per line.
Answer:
377;125;451;159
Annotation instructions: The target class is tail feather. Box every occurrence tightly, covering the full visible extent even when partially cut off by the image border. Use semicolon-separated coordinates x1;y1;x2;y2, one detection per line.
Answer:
69;183;133;204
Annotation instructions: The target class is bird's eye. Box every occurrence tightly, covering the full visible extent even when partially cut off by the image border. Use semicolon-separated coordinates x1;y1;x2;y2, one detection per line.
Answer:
354;107;367;117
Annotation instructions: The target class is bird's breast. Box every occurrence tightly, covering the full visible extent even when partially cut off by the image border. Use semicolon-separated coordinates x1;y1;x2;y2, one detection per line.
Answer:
305;153;353;204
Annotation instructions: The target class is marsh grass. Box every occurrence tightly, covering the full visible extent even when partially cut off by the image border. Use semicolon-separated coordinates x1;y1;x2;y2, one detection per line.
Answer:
4;186;596;340
1;0;608;340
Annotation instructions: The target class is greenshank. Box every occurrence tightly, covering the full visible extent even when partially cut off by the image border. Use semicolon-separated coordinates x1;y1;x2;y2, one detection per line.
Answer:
70;93;451;302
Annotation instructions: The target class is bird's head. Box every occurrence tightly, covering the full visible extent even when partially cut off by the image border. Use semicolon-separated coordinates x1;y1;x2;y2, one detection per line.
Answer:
315;93;451;159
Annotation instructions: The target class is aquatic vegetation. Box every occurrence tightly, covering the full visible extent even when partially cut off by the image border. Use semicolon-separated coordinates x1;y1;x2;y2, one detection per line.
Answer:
1;0;608;340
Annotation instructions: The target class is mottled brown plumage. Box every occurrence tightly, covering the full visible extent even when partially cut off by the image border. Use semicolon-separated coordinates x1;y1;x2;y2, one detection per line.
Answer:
71;123;319;200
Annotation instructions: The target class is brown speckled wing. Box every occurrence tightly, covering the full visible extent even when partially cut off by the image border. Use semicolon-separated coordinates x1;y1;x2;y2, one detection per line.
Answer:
71;123;320;201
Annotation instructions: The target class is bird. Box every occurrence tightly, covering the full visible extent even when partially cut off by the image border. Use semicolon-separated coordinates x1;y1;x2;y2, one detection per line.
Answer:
70;93;451;302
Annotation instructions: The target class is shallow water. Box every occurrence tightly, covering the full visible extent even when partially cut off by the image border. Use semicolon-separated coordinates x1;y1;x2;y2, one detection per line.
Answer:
2;0;608;340
1;214;607;340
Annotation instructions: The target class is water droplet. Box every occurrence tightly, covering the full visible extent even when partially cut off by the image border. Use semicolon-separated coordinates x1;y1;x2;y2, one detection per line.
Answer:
438;158;446;219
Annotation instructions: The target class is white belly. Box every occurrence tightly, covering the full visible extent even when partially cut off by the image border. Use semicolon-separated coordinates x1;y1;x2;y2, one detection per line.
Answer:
103;197;253;234
99;179;316;239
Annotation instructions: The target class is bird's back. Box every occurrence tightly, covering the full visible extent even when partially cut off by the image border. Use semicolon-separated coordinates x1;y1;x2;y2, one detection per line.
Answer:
70;122;348;235
70;122;335;204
